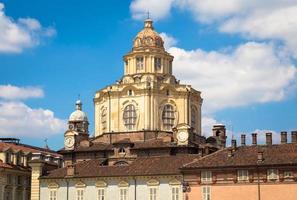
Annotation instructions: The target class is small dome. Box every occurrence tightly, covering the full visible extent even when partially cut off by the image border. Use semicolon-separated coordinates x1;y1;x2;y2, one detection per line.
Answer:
133;19;164;49
68;100;88;122
69;110;88;122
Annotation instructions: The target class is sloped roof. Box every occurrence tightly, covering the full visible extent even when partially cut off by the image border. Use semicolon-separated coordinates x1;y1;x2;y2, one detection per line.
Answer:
182;143;297;169
42;154;200;179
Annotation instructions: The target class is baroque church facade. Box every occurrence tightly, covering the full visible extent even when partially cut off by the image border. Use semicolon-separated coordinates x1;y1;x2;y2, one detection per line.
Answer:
29;19;227;200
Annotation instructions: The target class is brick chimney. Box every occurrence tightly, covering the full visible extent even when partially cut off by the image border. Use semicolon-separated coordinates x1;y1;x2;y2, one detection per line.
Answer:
66;165;75;177
266;132;272;145
252;133;257;145
241;134;246;146
257;151;264;162
280;131;287;144
292;131;297;144
231;139;237;149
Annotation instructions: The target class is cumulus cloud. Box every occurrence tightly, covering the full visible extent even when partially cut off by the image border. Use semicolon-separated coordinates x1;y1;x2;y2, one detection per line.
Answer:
160;32;177;49
130;0;175;20
0;85;44;100
130;0;297;57
0;3;56;53
0;85;66;138
170;42;297;113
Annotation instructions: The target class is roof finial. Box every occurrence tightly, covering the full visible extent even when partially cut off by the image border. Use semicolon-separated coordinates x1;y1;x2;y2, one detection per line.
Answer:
147;10;150;19
44;138;49;150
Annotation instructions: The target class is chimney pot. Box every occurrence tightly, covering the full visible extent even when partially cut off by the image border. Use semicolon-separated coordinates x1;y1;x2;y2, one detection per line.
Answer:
241;134;246;146
266;132;272;145
252;133;257;145
66;165;75;176
231;139;237;149
257;151;264;162
280;131;287;144
291;131;297;144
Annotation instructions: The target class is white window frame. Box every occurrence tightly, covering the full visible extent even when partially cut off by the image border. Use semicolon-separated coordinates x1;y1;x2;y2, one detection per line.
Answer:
202;186;211;200
267;169;278;181
148;186;158;200
136;57;144;71
237;169;249;181
97;188;106;200
154;57;162;71
284;171;293;178
201;171;212;183
171;186;180;200
49;189;57;200
119;187;128;200
76;189;84;200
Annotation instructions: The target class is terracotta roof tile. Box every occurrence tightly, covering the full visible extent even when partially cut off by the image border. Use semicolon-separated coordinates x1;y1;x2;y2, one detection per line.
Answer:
183;143;297;169
42;154;200;179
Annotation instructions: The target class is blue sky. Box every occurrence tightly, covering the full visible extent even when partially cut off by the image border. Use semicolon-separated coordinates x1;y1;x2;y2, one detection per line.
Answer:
0;0;296;150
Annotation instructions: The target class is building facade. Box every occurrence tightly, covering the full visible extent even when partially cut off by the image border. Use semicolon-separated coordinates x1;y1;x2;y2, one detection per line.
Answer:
182;132;297;200
0;138;61;200
30;18;225;200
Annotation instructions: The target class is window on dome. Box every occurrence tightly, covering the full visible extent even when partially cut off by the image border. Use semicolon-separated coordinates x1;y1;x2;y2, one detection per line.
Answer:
101;109;107;131
154;57;161;71
162;105;175;130
191;106;197;132
136;57;144;71
123;104;136;130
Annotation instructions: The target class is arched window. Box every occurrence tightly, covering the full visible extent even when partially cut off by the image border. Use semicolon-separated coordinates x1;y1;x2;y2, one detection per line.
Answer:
191;106;197;131
123;104;136;130
101;109;107;131
162;105;175;130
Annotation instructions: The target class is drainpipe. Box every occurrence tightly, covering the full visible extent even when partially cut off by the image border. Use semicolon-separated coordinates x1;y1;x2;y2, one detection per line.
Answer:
66;179;69;200
108;91;111;133
133;177;137;200
257;167;261;200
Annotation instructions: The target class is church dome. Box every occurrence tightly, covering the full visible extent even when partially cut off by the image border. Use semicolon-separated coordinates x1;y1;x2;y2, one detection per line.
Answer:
133;19;164;49
69;100;88;122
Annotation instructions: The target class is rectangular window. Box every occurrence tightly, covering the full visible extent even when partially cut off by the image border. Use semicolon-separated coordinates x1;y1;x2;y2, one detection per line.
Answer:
202;186;211;200
98;188;105;200
201;171;212;183
284;171;293;178
136;57;144;70
267;169;278;180
154;57;161;70
119;188;128;200
237;169;249;181
171;186;179;200
149;187;157;200
7;174;12;185
49;190;57;200
77;189;84;200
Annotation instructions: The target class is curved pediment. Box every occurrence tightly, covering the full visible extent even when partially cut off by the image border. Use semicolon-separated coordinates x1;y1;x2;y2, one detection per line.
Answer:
95;180;107;187
146;179;160;186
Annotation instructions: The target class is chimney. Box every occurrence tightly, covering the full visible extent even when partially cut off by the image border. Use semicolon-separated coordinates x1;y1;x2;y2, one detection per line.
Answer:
292;131;297;144
231;139;237;149
266;132;272;145
257;151;264;162
66;165;75;177
241;134;246;146
280;131;287;144
252;133;257;145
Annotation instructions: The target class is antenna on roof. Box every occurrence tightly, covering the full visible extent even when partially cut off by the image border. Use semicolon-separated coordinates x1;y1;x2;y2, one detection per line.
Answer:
44;138;49;150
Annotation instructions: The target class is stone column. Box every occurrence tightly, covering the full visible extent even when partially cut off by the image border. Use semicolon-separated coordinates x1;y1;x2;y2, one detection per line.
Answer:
29;161;45;200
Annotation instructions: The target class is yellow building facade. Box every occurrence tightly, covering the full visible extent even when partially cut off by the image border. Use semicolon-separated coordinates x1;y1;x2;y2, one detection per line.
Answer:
94;19;202;137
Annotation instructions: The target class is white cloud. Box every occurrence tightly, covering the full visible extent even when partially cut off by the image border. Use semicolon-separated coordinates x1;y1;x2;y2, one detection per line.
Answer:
0;85;44;100
160;32;177;49
130;0;175;20
0;85;66;138
0;101;66;138
130;0;297;57
0;3;56;53
170;42;297;113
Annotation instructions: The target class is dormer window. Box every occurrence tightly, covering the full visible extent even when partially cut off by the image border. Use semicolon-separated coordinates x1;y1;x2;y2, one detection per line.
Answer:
136;57;144;71
119;147;126;154
154;57;161;71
